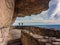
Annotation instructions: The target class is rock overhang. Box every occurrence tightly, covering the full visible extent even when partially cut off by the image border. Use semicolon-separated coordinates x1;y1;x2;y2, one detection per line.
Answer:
15;0;50;17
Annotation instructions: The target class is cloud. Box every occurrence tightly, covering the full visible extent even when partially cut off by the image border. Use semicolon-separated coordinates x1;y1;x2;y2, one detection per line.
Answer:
14;0;60;25
48;0;60;19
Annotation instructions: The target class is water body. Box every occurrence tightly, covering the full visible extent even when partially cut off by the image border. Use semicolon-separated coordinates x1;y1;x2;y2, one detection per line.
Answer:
22;25;60;30
35;25;60;30
13;22;60;30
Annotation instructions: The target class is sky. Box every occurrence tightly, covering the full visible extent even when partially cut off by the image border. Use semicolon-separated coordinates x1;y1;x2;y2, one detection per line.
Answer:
13;0;60;26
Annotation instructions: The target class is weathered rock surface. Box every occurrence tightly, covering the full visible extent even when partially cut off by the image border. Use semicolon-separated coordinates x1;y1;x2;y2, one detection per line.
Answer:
15;26;60;38
0;27;11;45
0;0;50;27
0;0;50;45
0;0;14;27
15;0;50;17
22;30;60;45
10;29;21;40
0;0;14;45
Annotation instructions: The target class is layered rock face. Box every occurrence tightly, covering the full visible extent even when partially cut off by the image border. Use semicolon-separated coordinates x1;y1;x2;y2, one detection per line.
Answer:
0;0;14;45
0;0;14;27
0;0;50;45
0;0;50;27
15;0;50;17
22;30;60;45
0;28;11;45
20;26;60;45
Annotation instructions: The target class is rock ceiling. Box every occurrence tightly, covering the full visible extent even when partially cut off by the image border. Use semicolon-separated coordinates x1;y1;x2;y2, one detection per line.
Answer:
15;0;50;17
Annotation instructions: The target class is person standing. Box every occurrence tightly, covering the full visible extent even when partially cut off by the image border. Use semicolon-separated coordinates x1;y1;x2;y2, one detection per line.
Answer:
22;23;23;26
19;23;20;26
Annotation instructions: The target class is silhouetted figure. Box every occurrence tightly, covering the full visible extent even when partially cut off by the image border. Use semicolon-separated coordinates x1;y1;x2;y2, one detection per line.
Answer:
22;23;23;29
19;23;20;26
22;23;23;26
19;23;20;29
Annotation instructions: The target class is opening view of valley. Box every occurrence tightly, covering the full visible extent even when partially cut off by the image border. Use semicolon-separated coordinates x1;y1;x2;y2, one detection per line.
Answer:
0;0;60;45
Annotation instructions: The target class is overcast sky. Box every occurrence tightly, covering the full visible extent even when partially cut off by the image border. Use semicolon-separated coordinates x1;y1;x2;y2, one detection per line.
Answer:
13;0;60;25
